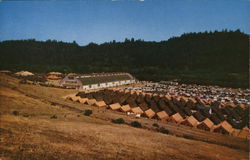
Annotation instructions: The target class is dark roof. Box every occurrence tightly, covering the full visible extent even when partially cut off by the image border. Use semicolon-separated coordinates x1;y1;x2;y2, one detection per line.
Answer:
77;74;133;85
192;111;206;122
209;113;221;125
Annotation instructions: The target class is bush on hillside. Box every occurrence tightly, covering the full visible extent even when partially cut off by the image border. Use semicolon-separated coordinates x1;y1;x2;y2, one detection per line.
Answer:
159;127;169;134
152;123;159;128
112;118;125;124
131;121;142;128
12;111;19;116
83;109;93;116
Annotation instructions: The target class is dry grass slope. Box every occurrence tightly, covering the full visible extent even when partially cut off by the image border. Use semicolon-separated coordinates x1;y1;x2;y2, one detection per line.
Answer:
0;74;249;160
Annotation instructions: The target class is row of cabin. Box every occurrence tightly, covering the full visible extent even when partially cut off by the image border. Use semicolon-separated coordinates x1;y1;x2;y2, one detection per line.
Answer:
77;88;248;130
66;94;249;138
60;73;136;90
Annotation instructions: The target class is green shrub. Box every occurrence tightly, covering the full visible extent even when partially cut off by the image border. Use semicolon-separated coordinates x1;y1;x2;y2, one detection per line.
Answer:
83;109;93;116
50;115;57;119
159;127;169;134
153;123;159;128
112;118;125;124
131;121;142;128
12;111;19;116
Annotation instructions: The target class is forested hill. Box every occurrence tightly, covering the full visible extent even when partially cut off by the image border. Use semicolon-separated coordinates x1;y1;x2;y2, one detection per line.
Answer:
0;30;248;88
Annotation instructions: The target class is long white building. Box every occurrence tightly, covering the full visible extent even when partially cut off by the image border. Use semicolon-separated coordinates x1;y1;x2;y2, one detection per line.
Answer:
60;72;136;90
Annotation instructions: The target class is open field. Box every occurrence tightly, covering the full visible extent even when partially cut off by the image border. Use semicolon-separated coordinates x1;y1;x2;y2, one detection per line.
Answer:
0;74;249;160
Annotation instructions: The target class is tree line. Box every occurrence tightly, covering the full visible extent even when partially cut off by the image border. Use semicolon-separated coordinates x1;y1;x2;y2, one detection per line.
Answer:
0;30;248;88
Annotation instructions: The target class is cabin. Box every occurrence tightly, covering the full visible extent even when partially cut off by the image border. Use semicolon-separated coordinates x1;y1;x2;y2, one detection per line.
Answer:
192;111;206;122
131;107;144;114
77;98;88;104
144;109;155;118
213;121;233;135
109;103;121;110
197;118;214;131
237;127;249;139
60;72;136;90
94;101;106;107
120;104;131;113
169;113;184;123
156;111;169;120
67;96;81;102
181;116;198;127
86;99;97;106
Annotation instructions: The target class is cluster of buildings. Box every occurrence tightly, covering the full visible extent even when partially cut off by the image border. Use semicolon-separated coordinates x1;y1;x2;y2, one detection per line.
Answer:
67;89;249;139
0;70;137;90
123;83;250;105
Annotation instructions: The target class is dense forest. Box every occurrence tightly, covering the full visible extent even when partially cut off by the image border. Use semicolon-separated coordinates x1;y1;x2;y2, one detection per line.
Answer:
0;30;248;88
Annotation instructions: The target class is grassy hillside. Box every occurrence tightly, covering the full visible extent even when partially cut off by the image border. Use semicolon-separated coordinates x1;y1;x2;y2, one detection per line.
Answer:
0;74;248;160
0;30;248;88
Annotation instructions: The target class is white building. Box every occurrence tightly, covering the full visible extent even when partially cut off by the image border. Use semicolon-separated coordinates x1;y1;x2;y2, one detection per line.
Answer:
60;72;137;90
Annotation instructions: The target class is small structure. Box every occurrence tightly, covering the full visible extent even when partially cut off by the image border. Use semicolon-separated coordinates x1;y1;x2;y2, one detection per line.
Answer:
156;111;169;120
77;98;88;103
86;99;97;106
47;75;61;80
67;95;80;102
120;104;131;112
213;121;233;134
181;116;198;127
48;72;62;75
237;127;249;139
144;109;155;118
169;113;184;123
15;71;34;76
109;103;121;110
192;111;206;122
94;101;107;107
197;118;214;131
131;107;144;114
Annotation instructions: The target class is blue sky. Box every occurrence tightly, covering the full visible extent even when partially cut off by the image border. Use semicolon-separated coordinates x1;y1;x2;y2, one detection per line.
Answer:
0;0;249;45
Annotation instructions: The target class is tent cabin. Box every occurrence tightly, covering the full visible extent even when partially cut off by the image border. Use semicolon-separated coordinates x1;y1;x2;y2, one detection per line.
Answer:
68;96;81;102
169;113;184;123
183;107;192;116
209;113;221;125
77;98;88;104
138;102;149;111
144;109;155;118
109;103;121;110
120;104;131;113
131;107;144;114
197;118;214;131
164;95;172;102
180;97;188;107
237;127;249;139
186;98;197;108
86;99;97;106
192;111;206;122
213;121;233;135
181;116;198;128
196;98;206;106
164;106;174;116
156;111;169;120
94;101;106;107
